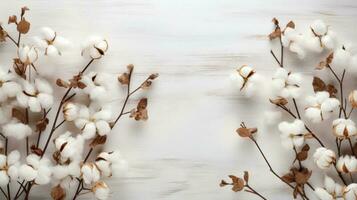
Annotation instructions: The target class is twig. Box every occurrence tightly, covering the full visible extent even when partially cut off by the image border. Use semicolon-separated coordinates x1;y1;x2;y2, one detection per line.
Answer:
245;185;268;200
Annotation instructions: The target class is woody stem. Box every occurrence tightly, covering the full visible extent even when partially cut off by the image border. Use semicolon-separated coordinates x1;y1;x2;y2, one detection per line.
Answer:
245;184;268;200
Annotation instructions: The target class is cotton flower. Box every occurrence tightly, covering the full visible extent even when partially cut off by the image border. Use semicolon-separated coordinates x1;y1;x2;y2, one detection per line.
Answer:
81;36;108;59
95;151;127;177
310;20;337;50
315;175;344;200
305;91;340;123
230;65;260;97
17;45;38;65
333;118;357;139
278;119;308;149
71;104;112;140
349;90;357;108
344;184;357;200
18;154;52;185
313;147;336;169
81;163;100;185
16;78;54;112
0;69;21;102
336;155;357;173
52;162;81;189
34;27;70;56
63;102;79;121
281;27;307;59
271;68;302;98
92;181;110;200
54;131;84;162
0;150;20;186
3;120;32;140
80;72;114;102
331;47;352;69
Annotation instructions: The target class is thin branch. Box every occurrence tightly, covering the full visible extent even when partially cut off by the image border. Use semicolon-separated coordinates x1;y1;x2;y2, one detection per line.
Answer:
245;185;268;200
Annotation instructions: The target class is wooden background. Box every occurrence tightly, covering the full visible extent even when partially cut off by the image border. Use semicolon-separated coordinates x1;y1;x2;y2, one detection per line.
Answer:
1;0;357;199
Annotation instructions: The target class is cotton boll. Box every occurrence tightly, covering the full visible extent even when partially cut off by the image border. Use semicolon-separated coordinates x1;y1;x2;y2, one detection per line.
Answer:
7;150;20;166
2;81;21;98
0;105;12;124
19;165;38;181
303;35;323;53
3;122;32;140
37;93;54;109
95;120;111;136
90;86;107;101
28;97;42;112
41;27;55;41
92;109;112;121
7;165;19;180
313;147;336;169
311;20;327;36
82;123;97;139
93;181;110;200
35;78;53;94
63;102;79;121
0;171;9;186
81;163;100;184
321;35;335;49
332;47;352;69
345;184;357;200
315;188;333;200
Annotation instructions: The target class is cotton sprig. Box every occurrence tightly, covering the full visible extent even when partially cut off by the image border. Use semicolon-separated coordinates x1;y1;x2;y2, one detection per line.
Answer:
305;91;340;123
81;36;108;59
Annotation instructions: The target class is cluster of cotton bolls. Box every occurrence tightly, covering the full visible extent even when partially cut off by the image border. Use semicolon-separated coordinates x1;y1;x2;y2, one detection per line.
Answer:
0;25;125;200
227;18;357;200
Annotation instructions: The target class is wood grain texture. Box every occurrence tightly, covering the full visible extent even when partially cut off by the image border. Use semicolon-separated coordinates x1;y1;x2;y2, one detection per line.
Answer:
1;0;357;199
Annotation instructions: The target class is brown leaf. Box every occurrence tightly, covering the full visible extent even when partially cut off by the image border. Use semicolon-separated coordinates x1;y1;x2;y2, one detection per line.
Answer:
269;97;288;106
295;169;311;185
51;185;66;200
236;127;252;138
17;18;30;34
56;79;69;88
219;180;228;187
30;145;43;156
148;73;159;80
243;171;249;183
8;15;17;24
312;77;326;93
12;108;26;123
301;144;310;152
21;7;30;17
326;84;337;97
36;118;49;132
90;135;107;147
282;173;295;183
130;98;149;121
296;151;308;161
13;58;26;78
317;53;333;70
77;81;86;89
118;73;129;85
269;28;281;40
231;178;244;192
0;26;7;42
286;21;295;29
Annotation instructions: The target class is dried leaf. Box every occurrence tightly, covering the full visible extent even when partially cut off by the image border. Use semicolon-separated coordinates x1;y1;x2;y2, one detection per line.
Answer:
296;151;308;161
269;28;281;40
30;145;43;156
77;81;86;89
118;73;129;85
12;108;26;123
301;144;310;152
317;53;333;70
17;18;30;34
312;77;326;93
269;97;288;106
231;178;244;192
51;185;66;200
286;21;295;29
56;79;69;88
326;84;337;97
13;58;26;78
243;171;249;183
130;98;149;121
36;117;49;132
0;26;7;42
281;173;295;183
90;135;107;147
295;169;311;185
148;73;159;80
236;127;253;138
21;6;30;17
8;15;17;24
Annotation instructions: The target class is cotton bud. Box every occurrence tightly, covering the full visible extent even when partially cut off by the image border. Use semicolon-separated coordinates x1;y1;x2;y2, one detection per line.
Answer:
81;163;100;185
18;45;38;65
34;27;70;56
313;147;336;169
272;68;302;98
63;102;79;121
230;65;259;97
92;181;110;200
278;119;308;149
336;155;357;173
349;90;357;108
311;20;327;36
344;184;357;200
305;91;340;123
333;118;357;139
82;36;108;59
3;121;32;140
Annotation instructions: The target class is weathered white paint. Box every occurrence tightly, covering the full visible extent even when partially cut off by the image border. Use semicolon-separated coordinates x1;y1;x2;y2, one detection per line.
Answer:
1;0;357;199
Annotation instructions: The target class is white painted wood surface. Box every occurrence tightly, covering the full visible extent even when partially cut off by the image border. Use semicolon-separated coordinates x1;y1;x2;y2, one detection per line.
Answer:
1;0;357;199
